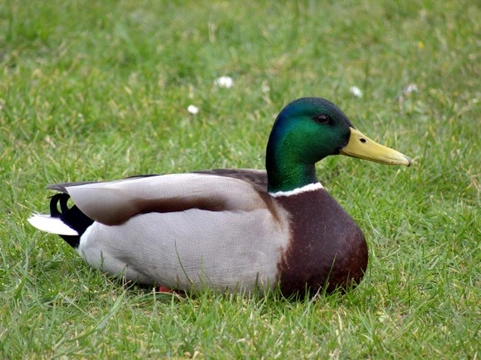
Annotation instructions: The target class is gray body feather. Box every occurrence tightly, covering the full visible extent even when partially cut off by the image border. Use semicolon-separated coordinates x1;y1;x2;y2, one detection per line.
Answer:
66;174;290;292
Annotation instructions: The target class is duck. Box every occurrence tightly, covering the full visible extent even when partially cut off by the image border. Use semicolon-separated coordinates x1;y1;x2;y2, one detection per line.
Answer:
28;97;411;297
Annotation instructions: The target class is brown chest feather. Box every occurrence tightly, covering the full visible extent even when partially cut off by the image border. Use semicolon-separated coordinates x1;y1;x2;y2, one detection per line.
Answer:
276;189;368;297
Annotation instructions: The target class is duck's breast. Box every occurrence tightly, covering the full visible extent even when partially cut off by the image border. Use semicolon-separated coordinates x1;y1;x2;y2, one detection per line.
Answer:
275;188;368;295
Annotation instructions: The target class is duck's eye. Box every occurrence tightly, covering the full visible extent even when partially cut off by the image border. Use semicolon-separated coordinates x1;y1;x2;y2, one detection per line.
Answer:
313;114;330;124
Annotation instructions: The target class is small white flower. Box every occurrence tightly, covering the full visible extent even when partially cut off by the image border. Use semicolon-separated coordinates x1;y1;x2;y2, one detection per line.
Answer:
404;83;418;95
187;105;199;115
349;86;363;98
214;76;234;88
261;81;270;93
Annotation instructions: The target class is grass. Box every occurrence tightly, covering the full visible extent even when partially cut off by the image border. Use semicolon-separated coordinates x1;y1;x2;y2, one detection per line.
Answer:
1;0;480;358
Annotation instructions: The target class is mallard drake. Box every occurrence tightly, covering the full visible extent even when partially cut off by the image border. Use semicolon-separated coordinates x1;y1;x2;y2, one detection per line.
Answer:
29;97;411;297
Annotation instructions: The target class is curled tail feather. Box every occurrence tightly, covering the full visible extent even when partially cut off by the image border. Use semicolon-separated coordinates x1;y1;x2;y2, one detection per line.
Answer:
29;193;94;248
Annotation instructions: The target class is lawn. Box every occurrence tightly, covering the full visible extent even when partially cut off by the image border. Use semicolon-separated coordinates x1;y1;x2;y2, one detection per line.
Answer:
1;0;479;358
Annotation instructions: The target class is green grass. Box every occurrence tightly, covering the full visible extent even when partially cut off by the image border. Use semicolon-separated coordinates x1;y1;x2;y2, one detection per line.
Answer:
1;0;480;358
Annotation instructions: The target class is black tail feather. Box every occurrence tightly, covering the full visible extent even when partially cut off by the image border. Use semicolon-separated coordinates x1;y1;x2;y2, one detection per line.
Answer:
50;193;94;248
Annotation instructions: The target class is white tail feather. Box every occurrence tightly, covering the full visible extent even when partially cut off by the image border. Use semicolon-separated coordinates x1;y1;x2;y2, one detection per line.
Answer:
28;214;79;236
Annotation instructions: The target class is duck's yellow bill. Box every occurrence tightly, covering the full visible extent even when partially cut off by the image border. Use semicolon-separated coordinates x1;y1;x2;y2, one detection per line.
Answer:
340;128;411;166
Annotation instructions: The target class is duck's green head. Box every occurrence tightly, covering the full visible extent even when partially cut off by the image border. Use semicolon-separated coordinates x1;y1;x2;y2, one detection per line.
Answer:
266;97;411;193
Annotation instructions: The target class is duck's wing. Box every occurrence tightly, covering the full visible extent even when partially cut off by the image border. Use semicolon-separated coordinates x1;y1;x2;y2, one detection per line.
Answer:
195;169;268;189
47;181;99;193
56;173;273;226
48;169;268;193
